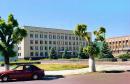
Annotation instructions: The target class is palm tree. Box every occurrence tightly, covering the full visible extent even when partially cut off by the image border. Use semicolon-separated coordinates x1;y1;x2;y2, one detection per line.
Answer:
93;27;106;42
74;24;99;72
0;14;27;70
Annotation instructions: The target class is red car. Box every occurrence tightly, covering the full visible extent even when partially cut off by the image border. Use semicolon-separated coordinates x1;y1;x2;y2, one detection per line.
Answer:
0;64;45;82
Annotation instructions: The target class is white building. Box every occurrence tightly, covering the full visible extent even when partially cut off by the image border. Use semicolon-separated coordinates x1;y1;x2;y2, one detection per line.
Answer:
18;26;91;59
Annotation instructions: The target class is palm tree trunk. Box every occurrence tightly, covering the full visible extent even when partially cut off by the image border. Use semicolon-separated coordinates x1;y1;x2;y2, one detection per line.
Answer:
4;56;10;71
88;55;96;72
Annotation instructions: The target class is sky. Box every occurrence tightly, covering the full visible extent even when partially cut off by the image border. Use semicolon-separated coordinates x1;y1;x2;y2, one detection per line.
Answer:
0;0;130;38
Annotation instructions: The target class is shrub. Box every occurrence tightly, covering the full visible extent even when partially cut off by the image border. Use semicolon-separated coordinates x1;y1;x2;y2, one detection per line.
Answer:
118;54;130;59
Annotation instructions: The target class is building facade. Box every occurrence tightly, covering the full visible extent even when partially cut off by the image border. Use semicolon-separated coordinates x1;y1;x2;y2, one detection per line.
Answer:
18;26;91;59
106;35;130;56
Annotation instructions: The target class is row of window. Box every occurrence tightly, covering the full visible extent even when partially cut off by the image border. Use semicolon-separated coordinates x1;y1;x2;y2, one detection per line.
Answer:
30;46;79;51
108;40;129;45
109;44;130;49
30;52;45;56
30;40;86;45
30;34;83;40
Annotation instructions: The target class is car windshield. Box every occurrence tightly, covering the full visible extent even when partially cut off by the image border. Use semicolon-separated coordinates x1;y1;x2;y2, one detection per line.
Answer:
12;65;24;70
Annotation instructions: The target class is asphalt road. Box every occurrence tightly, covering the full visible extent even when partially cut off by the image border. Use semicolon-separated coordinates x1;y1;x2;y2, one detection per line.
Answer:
1;72;130;84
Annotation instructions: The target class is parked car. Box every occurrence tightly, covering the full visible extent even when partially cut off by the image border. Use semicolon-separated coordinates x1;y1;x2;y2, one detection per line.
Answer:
0;64;45;82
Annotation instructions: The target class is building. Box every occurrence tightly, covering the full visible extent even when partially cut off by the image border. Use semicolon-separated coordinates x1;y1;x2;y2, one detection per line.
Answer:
18;26;91;59
106;35;130;56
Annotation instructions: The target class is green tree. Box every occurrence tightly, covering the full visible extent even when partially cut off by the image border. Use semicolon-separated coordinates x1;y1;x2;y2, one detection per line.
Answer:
0;14;27;70
99;42;114;58
93;27;106;42
62;48;70;59
74;24;99;72
49;47;57;59
94;27;114;59
78;46;88;59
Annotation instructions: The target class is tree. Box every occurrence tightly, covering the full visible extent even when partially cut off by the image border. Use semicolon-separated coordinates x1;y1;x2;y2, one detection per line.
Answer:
74;24;99;72
62;48;70;59
93;27;113;59
99;42;114;58
78;46;88;59
49;47;57;59
83;42;100;72
0;14;27;70
93;27;106;42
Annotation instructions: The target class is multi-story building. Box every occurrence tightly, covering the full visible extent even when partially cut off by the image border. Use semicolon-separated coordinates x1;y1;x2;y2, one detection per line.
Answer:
18;26;91;59
106;35;130;56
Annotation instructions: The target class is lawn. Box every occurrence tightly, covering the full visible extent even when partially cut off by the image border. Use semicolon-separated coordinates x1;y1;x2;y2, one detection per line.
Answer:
35;63;88;71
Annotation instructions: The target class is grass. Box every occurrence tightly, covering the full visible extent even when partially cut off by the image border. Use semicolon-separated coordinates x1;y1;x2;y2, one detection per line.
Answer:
35;63;88;71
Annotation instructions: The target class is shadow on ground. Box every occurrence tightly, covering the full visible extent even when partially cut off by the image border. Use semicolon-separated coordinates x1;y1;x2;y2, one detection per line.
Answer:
0;75;64;83
101;70;125;73
43;75;64;80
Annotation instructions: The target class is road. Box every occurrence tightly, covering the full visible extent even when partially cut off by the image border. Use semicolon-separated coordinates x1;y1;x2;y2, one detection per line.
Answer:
1;72;130;84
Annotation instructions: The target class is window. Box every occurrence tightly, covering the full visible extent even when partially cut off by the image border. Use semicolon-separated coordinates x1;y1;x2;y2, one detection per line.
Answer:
18;47;21;50
30;46;33;50
77;42;78;45
57;41;60;45
57;35;60;39
35;40;38;44
53;41;56;44
49;41;52;44
30;34;33;38
73;42;75;45
40;34;43;38
45;46;48;50
53;35;56;39
44;35;47;38
35;46;38;50
30;40;33;44
69;42;71;45
76;37;78;40
65;36;68;40
45;41;48;44
69;36;71;40
49;35;52;39
49;46;51;50
35;52;39;56
35;34;38;38
18;53;21;56
40;46;43;50
62;41;64;45
30;52;33;56
45;52;48;57
61;36;64;39
72;37;75;40
65;42;68;45
40;40;43;44
40;52;43;56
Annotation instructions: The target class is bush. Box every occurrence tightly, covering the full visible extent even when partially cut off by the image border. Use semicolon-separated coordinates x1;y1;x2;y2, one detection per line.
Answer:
118;54;130;59
49;48;58;59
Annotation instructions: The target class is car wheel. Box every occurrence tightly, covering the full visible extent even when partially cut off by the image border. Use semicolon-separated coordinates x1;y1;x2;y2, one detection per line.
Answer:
32;74;39;80
1;75;9;82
